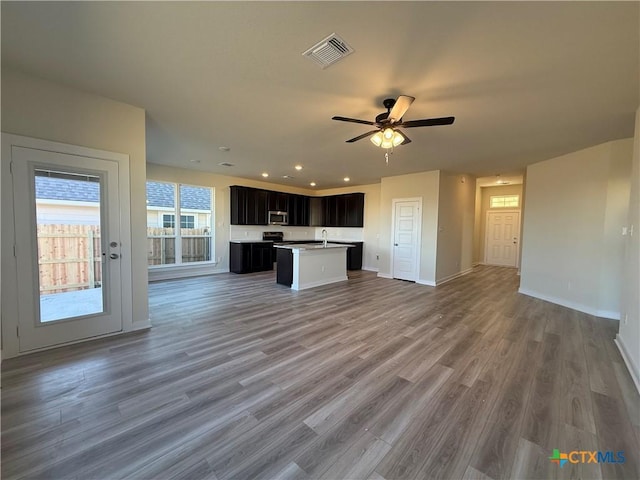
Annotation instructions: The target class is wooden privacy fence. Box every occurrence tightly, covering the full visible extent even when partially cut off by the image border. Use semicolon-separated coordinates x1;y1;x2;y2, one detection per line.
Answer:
37;226;213;292
37;224;102;295
147;227;212;265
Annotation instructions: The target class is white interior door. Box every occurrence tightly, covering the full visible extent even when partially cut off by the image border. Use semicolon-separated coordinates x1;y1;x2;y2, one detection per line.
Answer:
393;200;420;281
11;146;123;352
485;210;520;267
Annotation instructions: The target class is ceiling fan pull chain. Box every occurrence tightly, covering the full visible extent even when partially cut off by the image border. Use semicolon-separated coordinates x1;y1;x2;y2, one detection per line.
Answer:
385;150;389;165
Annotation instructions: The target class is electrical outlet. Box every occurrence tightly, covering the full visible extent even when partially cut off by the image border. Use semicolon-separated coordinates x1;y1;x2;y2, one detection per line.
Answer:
567;281;572;291
624;313;628;324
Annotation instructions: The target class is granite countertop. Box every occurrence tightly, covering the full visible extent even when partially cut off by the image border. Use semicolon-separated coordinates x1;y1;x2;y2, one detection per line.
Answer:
275;243;354;250
281;239;363;243
229;240;274;244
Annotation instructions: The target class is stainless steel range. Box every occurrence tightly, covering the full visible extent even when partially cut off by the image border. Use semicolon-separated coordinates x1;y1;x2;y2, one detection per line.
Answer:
262;231;284;243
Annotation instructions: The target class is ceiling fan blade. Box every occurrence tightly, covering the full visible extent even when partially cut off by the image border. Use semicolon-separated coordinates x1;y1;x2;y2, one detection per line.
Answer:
400;132;412;145
399;116;455;128
346;130;379;143
332;116;375;126
388;95;415;123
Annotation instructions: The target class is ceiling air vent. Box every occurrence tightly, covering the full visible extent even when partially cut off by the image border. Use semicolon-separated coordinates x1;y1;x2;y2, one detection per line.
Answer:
218;162;235;167
303;33;354;69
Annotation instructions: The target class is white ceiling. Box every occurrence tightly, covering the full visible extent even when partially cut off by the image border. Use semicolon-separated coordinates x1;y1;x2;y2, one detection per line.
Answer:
2;2;638;189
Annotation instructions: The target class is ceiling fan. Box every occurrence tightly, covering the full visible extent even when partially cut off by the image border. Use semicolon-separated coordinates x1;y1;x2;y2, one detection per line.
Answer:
332;95;455;148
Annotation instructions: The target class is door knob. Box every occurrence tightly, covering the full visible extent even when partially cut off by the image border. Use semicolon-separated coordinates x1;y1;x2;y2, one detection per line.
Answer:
394;243;398;246
110;253;119;259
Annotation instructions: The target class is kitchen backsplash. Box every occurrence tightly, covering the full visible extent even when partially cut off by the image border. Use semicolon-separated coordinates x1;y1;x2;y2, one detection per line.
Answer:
229;225;364;242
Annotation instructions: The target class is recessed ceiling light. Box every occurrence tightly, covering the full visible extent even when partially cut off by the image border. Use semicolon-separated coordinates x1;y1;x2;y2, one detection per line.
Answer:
218;146;231;152
261;172;269;178
310;182;316;187
343;177;350;182
294;165;303;171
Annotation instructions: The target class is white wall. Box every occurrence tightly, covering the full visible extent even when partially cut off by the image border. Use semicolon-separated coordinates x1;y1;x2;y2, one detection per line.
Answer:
379;171;440;284
519;138;633;319
617;107;640;391
436;172;476;283
1;69;149;357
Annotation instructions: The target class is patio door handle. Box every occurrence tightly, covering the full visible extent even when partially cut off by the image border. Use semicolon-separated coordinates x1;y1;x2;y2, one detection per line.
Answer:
110;253;119;259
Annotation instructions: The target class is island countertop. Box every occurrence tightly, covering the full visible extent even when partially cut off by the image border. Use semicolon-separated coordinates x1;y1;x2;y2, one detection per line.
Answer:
229;239;274;244
274;243;353;250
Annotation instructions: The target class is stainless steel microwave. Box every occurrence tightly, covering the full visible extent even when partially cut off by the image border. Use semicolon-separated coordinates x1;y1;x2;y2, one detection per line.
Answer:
268;211;288;225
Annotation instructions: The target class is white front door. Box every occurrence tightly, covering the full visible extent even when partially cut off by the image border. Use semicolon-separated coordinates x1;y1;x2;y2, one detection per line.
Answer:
393;200;420;281
485;210;520;267
11;146;123;352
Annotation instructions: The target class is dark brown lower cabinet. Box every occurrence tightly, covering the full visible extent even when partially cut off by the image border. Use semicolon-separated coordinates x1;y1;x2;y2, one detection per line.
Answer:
344;242;363;270
276;249;293;286
230;242;273;273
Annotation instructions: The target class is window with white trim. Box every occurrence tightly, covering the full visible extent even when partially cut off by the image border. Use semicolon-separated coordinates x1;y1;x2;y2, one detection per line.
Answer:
490;195;519;208
162;214;196;229
146;181;214;266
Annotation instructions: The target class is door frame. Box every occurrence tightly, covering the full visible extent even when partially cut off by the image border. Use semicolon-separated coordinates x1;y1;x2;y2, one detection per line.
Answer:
390;197;422;282
1;133;133;358
484;209;521;268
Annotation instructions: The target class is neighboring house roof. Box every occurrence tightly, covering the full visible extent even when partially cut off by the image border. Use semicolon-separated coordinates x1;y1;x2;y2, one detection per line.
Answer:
35;176;100;203
146;181;211;210
36;177;211;211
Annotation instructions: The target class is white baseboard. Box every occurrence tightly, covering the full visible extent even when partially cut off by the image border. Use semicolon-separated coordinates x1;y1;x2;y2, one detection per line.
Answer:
615;335;640;395
435;267;474;286
149;265;228;282
362;266;379;273
518;288;620;320
376;273;437;286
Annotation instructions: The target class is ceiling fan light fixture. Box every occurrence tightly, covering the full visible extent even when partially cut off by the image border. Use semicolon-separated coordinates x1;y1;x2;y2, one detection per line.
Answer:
391;130;405;147
372;129;404;148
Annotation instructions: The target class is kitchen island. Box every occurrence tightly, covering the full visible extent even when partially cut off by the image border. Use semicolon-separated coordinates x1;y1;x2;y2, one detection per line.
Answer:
275;243;352;290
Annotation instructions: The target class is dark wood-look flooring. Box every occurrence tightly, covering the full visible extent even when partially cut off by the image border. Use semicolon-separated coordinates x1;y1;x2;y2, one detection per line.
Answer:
2;266;639;479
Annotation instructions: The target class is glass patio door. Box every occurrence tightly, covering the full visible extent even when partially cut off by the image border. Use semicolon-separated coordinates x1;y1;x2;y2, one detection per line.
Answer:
11;146;123;352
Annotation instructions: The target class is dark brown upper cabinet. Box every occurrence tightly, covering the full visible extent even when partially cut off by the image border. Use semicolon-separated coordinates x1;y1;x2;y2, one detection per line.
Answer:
287;194;310;226
267;191;289;212
230;186;363;227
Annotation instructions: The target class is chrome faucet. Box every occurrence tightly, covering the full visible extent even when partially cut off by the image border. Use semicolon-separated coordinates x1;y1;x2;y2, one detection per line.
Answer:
322;229;328;247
